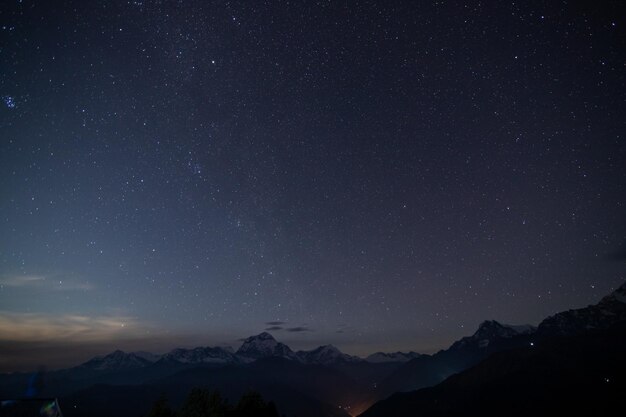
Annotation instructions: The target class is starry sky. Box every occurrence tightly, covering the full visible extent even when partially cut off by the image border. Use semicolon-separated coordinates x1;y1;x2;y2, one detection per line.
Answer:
1;0;625;372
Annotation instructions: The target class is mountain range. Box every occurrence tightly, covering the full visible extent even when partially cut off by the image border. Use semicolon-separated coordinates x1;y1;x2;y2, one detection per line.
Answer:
360;324;626;417
1;282;624;417
360;282;626;416
71;332;374;374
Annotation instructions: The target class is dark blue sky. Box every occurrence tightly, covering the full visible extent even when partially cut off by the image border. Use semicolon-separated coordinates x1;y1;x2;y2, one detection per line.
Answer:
1;0;625;372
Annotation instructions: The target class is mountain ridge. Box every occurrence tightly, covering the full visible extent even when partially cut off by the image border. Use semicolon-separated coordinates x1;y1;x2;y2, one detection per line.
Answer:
358;281;626;416
536;282;626;337
71;281;626;374
2;282;625;417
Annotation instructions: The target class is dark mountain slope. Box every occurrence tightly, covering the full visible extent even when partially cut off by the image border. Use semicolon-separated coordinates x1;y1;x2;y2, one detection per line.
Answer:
360;323;626;417
374;321;534;399
537;282;626;337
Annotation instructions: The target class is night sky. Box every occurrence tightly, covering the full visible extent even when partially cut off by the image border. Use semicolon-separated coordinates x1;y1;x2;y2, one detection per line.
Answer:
1;0;625;372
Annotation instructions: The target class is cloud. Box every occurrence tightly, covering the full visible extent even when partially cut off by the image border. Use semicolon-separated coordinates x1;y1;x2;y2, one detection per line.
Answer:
0;331;192;373
0;312;247;372
335;324;352;334
265;321;285;326
0;311;163;372
0;274;94;291
0;311;140;343
264;326;283;331
286;326;312;333
0;275;46;287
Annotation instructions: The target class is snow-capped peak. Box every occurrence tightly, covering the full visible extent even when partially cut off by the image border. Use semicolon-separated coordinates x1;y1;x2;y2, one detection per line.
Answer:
236;332;296;360
248;331;276;342
537;281;626;337
474;320;535;339
450;320;536;350
310;344;342;356
79;350;152;371
160;346;238;364
131;351;161;362
296;345;362;364
238;332;278;353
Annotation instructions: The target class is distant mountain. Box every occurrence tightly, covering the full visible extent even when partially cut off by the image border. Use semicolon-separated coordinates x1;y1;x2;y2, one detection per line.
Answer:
537;282;626;337
341;319;536;415
55;332;430;374
359;323;626;417
449;320;536;350
365;351;422;363
373;319;535;401
296;345;362;365
131;351;161;363
77;350;152;371
159;346;238;365
360;282;626;416
236;332;297;361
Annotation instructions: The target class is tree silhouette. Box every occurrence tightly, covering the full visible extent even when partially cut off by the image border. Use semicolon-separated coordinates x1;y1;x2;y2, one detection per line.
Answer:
233;391;279;417
148;388;279;417
178;388;229;417
146;393;175;417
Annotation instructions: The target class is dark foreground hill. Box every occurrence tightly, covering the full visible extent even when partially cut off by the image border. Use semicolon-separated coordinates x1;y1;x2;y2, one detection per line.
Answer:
360;322;626;417
59;358;355;417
